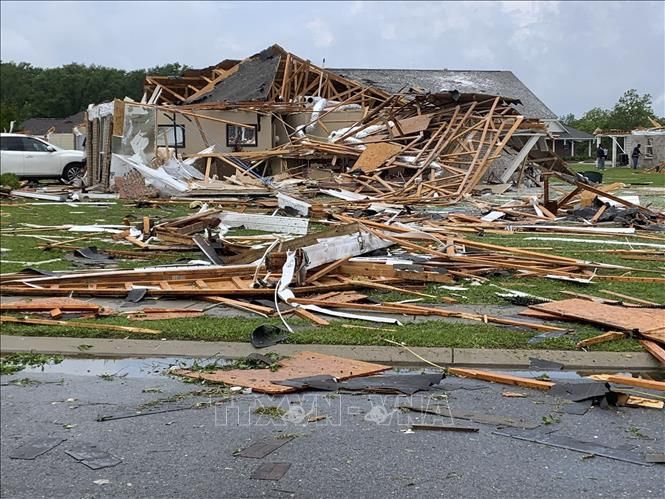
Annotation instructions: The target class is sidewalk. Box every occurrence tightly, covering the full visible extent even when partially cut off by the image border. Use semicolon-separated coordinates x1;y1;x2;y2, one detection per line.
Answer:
1;335;659;370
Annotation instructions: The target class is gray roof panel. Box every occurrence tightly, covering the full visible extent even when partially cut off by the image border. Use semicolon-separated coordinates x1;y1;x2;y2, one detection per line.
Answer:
330;69;557;120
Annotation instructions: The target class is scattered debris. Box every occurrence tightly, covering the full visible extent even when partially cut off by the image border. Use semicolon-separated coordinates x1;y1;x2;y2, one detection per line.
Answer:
250;462;291;481
237;437;294;459
9;437;66;460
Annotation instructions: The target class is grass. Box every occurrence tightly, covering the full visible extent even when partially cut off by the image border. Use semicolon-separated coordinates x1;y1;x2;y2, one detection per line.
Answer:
0;314;644;352
568;163;665;187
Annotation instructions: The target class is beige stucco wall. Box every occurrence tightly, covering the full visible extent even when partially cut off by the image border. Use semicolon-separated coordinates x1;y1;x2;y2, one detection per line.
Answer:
156;109;272;156
283;109;366;140
45;133;75;150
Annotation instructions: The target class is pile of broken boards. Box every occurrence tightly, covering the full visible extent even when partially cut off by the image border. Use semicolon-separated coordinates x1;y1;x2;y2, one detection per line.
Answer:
2;186;665;353
100;90;569;203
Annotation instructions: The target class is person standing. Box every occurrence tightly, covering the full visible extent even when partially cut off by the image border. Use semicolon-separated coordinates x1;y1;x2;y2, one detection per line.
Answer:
596;144;606;170
631;144;642;169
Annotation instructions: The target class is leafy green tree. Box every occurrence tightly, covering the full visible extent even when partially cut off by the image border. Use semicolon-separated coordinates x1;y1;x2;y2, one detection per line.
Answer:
0;60;186;128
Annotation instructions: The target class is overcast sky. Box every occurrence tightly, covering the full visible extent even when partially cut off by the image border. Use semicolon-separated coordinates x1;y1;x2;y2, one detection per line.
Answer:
1;1;663;117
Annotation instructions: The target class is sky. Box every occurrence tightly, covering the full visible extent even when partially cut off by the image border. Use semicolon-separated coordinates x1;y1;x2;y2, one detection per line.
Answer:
1;0;663;117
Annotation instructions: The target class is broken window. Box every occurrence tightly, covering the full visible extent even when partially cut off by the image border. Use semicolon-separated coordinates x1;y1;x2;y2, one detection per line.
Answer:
157;125;185;148
646;137;654;158
226;124;257;147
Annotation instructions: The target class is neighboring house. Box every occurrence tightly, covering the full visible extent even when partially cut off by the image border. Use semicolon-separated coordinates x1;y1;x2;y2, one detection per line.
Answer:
547;123;595;158
20;111;86;150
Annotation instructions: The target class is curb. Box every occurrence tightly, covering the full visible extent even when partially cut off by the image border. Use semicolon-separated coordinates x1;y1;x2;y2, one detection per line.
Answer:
1;335;660;371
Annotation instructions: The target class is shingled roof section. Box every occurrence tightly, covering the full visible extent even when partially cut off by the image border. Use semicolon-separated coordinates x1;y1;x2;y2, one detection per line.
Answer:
555;124;596;140
331;69;557;120
20;111;85;135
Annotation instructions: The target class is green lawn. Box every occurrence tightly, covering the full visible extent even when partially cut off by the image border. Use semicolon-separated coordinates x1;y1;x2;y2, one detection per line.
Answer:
568;163;665;186
0;315;642;352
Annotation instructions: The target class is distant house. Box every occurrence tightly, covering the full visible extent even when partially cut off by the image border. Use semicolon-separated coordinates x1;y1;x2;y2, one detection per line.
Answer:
547;122;595;158
20;111;86;150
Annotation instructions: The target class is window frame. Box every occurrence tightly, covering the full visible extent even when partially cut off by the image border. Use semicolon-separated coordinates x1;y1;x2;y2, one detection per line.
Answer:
226;124;258;148
157;124;186;149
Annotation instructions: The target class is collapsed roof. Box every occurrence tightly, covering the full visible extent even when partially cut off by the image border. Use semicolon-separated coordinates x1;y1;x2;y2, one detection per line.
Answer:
332;69;557;120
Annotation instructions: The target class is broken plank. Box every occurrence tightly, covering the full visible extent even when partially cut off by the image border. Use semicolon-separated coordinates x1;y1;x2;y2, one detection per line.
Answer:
447;367;554;390
598;290;661;306
306;257;351;284
607;374;665;392
639;340;665;366
0;316;160;335
576;332;626;349
293;307;330;326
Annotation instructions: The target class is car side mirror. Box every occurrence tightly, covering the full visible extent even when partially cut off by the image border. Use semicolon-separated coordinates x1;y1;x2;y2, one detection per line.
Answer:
46;145;56;152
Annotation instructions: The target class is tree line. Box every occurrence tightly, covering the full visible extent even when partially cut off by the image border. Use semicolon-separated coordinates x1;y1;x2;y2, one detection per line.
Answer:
561;89;662;134
0;61;186;131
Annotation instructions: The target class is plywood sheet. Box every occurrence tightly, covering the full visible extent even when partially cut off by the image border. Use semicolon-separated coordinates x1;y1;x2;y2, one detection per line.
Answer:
352;143;402;173
390;114;434;136
174;351;390;394
530;299;665;335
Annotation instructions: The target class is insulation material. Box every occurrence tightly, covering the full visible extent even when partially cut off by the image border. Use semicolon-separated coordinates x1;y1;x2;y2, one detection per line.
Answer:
112;104;157;165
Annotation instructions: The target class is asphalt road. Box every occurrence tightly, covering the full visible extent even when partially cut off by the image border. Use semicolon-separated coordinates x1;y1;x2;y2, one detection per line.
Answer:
1;358;663;498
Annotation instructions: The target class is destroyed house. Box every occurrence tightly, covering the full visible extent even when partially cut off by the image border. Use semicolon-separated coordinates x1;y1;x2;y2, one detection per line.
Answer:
84;44;570;199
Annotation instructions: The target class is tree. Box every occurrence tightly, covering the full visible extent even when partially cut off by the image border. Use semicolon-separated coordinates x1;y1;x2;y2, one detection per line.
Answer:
560;113;576;125
566;89;657;134
0;60;186;129
569;107;611;133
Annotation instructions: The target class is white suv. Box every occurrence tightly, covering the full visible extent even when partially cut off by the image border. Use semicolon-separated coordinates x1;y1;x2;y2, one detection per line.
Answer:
0;133;86;183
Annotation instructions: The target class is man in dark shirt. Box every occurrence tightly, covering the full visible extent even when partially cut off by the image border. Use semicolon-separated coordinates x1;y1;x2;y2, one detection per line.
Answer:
631;144;641;169
596;144;606;170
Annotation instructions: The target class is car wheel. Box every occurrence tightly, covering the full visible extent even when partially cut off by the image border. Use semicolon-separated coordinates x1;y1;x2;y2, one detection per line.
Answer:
61;162;84;184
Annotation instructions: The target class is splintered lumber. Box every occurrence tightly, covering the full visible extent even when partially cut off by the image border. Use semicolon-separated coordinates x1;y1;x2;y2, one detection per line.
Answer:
293;307;330;326
616;394;664;409
606;375;665;392
576;332;626;349
0;316;160;335
639;340;665;366
173;351;390;394
203;297;274;316
447;367;554;390
598;290;661;306
0;298;101;313
289;298;564;332
306;257;351;284
530;299;665;334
